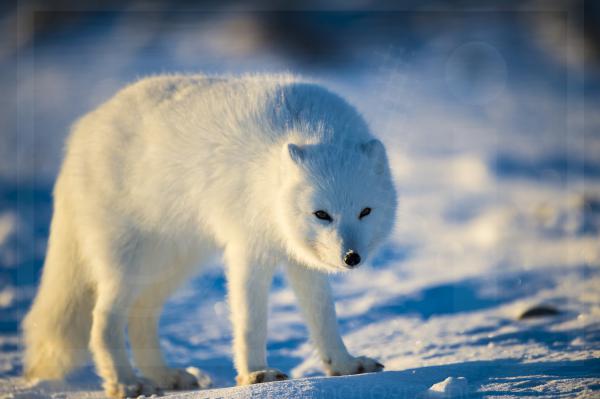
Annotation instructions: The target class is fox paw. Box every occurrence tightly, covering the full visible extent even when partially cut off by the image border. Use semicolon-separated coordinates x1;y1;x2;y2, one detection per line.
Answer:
103;377;162;398
148;367;203;390
326;355;384;376
236;368;289;385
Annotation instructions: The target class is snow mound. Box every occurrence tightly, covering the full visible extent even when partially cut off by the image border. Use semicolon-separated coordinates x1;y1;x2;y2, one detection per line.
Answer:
427;377;469;398
168;372;424;399
185;367;213;389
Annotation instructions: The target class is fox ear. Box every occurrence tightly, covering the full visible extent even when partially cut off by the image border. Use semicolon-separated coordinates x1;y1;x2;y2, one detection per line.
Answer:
285;143;305;165
360;139;386;174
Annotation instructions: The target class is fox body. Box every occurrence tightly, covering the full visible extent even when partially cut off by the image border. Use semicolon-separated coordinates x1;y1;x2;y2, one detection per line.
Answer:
23;74;397;397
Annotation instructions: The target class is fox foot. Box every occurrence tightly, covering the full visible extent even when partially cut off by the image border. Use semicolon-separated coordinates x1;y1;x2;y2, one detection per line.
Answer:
236;368;289;385
325;355;384;376
146;367;203;390
103;376;162;398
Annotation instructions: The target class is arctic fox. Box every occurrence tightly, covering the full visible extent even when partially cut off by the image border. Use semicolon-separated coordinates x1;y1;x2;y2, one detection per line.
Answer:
23;74;397;398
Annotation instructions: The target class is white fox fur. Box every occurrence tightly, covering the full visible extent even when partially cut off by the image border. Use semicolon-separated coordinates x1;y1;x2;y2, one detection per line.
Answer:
22;74;397;398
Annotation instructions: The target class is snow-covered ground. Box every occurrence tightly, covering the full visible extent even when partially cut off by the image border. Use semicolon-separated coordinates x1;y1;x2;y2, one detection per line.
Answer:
1;5;599;398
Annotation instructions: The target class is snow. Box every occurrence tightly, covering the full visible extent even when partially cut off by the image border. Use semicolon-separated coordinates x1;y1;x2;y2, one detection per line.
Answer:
427;377;469;397
1;5;599;399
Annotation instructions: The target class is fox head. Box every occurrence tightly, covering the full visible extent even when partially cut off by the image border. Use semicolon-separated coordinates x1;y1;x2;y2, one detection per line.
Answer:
276;139;397;273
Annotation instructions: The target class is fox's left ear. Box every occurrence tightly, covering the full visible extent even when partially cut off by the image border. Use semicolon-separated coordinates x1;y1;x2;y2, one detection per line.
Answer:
360;139;387;174
283;143;306;166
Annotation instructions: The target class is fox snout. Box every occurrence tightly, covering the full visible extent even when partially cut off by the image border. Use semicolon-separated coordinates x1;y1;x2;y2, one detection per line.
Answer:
343;250;361;268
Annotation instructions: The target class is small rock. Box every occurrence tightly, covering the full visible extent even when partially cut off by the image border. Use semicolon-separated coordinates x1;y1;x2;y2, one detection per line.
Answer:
570;337;586;347
518;305;560;320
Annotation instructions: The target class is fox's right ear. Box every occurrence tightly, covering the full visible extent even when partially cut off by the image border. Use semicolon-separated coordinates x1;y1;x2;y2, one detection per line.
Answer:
284;143;305;165
360;139;386;175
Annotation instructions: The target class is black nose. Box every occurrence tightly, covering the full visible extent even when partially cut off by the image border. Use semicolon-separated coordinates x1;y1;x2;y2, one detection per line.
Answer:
344;251;361;267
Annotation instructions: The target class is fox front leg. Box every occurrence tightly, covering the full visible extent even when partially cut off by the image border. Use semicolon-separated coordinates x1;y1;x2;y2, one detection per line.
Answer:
225;244;289;385
286;263;384;376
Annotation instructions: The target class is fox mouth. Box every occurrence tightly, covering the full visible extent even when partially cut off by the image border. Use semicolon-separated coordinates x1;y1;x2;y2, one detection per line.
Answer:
309;240;361;271
339;260;363;271
318;255;359;272
311;251;342;271
320;252;364;271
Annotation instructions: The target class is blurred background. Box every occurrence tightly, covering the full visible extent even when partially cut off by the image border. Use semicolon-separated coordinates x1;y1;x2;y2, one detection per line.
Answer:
1;0;599;395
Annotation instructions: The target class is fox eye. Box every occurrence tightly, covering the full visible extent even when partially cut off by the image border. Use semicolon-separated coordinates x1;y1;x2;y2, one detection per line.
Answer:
314;210;333;222
359;207;372;219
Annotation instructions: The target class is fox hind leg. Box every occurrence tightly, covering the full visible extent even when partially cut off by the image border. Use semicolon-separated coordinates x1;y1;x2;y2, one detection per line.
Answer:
128;277;203;389
128;242;214;390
